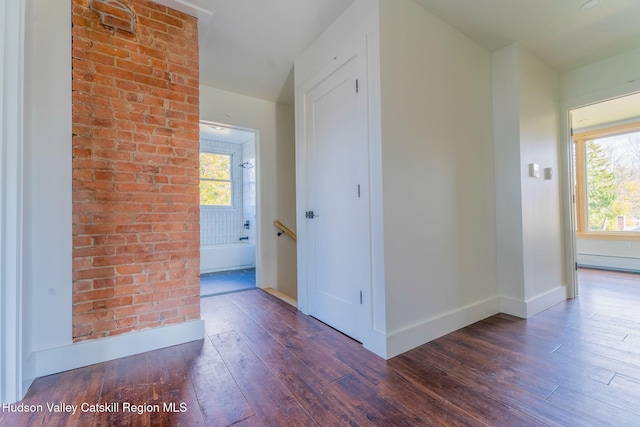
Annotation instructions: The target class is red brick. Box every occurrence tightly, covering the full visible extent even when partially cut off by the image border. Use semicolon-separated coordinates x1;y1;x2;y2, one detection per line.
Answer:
92;296;133;310
109;326;137;336
93;278;116;289
114;303;154;318
138;15;168;32
138;312;161;324
73;288;116;303
180;303;200;316
133;252;169;263
92;320;117;333
72;0;199;342
73;27;112;44
149;10;184;28
95;64;134;81
94;171;114;181
92;255;133;267
93;42;130;59
115;275;134;286
163;317;184;326
114;284;140;296
114;223;153;234
74;301;94;314
91;0;133;21
73;309;115;326
73;278;94;292
73;325;92;339
133;133;150;143
115;264;142;275
114;316;137;329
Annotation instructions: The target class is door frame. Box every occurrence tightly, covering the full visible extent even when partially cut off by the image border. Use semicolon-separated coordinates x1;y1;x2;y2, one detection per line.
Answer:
302;50;370;342
295;34;387;358
560;82;640;298
295;42;373;329
198;120;261;288
1;0;26;403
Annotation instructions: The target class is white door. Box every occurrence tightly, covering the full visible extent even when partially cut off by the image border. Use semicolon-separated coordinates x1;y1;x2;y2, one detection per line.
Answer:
304;53;370;342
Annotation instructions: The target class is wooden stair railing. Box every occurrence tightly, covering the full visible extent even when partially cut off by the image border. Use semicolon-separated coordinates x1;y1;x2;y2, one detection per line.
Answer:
273;220;296;241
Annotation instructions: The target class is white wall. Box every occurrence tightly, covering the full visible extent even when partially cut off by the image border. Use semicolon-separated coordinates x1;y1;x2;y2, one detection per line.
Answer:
517;46;565;305
577;239;640;271
561;48;640;105
378;0;498;357
199;86;297;298
492;45;526;305
561;49;640;275
493;44;566;317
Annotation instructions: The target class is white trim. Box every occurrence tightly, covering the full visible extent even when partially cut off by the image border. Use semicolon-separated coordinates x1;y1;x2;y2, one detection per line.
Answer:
577;255;640;273
295;42;364;316
560;80;640;299
499;295;527;319
385;297;500;359
362;330;387;359
500;285;567;318
1;0;26;404
34;319;204;378
559;107;579;298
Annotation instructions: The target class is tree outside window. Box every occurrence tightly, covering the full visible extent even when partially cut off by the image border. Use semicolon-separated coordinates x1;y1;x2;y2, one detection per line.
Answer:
200;152;232;206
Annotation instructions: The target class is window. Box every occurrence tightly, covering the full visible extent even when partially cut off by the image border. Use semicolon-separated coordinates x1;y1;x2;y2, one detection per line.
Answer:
200;152;232;206
574;123;640;238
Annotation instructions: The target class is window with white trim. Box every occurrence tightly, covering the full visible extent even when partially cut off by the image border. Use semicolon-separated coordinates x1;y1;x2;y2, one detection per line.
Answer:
574;123;640;237
199;152;233;206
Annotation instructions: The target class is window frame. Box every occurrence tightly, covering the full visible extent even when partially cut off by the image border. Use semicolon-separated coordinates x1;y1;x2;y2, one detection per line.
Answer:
199;150;235;209
574;121;640;241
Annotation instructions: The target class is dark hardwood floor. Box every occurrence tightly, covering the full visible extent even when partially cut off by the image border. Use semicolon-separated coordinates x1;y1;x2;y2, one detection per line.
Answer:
3;268;640;426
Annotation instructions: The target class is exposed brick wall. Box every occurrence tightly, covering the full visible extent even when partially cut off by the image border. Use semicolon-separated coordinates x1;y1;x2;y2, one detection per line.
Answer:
71;0;200;341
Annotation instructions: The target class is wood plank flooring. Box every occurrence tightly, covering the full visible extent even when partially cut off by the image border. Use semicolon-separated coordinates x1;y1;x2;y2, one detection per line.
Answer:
2;268;640;426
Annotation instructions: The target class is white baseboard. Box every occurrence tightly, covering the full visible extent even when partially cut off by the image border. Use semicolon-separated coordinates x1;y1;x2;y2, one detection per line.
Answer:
33;319;205;378
578;254;640;273
499;295;527;318
363;329;389;360
500;285;567;318
385;297;500;359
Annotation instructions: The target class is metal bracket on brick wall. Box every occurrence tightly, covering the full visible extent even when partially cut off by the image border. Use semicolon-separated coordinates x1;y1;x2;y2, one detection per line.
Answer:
90;0;135;34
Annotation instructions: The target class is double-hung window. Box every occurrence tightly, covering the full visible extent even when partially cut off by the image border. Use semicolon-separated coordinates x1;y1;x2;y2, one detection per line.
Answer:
200;152;233;206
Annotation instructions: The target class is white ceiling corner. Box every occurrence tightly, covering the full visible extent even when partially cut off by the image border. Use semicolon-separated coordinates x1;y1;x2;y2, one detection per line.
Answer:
413;0;640;73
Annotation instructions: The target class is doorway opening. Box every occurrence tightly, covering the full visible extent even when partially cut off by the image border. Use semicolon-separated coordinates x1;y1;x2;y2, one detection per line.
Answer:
568;92;640;295
198;121;258;296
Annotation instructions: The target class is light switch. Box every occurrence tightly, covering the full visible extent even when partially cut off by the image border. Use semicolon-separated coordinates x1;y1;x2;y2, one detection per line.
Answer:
529;163;540;178
544;167;553;180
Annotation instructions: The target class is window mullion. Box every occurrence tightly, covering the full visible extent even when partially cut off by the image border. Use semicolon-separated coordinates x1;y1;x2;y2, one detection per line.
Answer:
575;138;587;233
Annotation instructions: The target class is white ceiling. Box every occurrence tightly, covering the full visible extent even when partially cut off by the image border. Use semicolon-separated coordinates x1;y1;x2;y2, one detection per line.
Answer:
169;0;640;106
187;0;355;105
414;0;640;73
